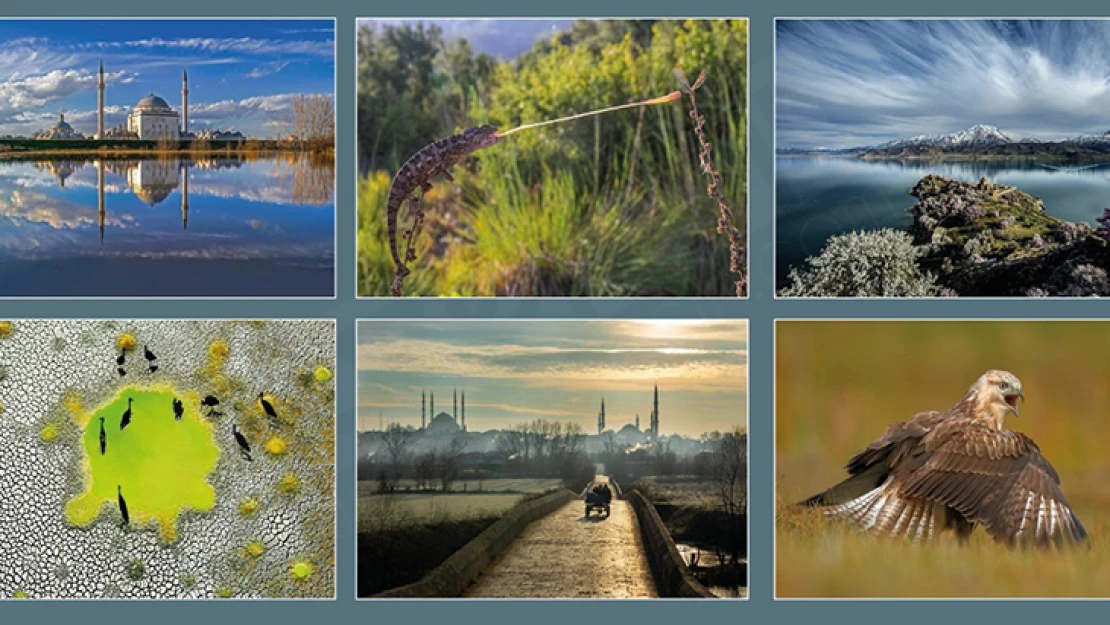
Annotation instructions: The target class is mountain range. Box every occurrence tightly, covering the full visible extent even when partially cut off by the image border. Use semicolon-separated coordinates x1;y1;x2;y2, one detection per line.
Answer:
781;125;1110;156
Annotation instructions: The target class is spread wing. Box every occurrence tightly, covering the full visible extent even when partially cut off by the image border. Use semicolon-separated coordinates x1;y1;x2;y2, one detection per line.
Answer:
898;424;1087;548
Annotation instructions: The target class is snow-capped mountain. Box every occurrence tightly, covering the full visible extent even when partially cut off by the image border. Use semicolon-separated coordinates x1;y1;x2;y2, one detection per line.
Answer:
1070;131;1110;147
877;124;1014;150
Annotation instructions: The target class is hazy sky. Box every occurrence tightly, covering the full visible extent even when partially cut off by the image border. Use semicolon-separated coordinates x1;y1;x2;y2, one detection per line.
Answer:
357;320;748;437
777;20;1110;149
0;20;334;137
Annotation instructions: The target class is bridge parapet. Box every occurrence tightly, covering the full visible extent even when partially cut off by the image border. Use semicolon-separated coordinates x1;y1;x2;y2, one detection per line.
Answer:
375;488;577;598
626;490;716;598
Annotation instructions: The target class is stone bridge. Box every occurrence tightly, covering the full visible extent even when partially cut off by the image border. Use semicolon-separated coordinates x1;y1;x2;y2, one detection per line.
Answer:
463;475;658;598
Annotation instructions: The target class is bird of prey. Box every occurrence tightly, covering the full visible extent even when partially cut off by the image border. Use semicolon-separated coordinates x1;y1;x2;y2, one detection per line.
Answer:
798;370;1087;549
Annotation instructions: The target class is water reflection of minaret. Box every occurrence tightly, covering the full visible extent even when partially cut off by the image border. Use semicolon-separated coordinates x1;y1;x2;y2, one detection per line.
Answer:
97;160;106;246
180;163;189;230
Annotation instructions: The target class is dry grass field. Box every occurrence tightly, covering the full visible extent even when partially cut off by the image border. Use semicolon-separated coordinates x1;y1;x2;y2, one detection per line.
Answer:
776;321;1110;598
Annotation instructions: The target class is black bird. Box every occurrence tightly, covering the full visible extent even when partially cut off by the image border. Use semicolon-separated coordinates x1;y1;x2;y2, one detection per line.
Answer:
120;397;133;431
117;367;126;377
202;395;222;417
258;392;277;419
117;485;130;526
233;424;252;462
172;398;183;421
144;345;158;373
116;349;126;366
99;417;107;455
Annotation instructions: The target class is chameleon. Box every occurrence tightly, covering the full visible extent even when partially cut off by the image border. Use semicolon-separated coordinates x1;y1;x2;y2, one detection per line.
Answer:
387;124;503;275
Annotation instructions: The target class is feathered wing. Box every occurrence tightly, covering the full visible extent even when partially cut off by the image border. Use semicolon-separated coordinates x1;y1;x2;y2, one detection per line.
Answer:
799;411;958;541
898;424;1087;548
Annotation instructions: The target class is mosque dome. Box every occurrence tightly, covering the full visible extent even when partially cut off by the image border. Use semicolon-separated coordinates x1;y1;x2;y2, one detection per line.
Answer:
53;113;74;132
34;113;84;140
426;412;460;435
135;94;173;111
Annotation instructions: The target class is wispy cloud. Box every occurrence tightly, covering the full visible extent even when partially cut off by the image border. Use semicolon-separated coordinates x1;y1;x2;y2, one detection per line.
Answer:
245;61;289;79
777;20;1110;149
94;37;333;58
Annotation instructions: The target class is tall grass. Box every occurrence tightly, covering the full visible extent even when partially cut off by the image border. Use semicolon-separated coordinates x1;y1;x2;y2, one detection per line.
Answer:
776;321;1110;597
778;505;1110;598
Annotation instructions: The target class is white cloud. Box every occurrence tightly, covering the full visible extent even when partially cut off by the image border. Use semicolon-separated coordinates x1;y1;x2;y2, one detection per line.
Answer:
245;61;289;79
111;37;333;58
777;20;1110;149
0;69;131;113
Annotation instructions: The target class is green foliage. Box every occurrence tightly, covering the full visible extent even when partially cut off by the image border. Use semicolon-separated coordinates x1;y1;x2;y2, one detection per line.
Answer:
781;229;939;298
357;19;747;296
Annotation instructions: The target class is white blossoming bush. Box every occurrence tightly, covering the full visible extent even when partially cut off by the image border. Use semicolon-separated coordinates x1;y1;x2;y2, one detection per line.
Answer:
781;229;939;297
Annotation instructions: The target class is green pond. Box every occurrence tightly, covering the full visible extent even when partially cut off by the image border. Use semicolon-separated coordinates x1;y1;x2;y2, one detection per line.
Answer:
65;385;220;542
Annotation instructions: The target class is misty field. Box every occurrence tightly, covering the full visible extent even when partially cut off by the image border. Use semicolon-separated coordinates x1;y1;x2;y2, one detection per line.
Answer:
386;478;563;494
359;494;522;531
356;476;563;532
776;321;1110;598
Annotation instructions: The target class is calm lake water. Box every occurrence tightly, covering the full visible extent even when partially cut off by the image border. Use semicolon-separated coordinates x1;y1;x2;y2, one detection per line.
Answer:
776;157;1110;288
0;155;334;296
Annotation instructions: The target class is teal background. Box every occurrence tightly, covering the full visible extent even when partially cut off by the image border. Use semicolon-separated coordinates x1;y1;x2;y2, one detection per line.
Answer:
2;2;1107;623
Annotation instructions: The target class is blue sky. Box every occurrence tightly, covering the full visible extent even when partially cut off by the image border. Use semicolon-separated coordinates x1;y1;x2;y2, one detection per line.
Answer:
357;320;748;437
359;19;572;58
0;19;334;137
777;20;1110;149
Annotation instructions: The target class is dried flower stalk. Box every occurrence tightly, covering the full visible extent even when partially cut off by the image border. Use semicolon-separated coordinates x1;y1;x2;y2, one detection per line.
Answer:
676;67;747;297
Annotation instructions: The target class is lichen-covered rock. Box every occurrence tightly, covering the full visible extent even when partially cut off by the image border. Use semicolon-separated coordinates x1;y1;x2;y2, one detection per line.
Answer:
908;175;1110;296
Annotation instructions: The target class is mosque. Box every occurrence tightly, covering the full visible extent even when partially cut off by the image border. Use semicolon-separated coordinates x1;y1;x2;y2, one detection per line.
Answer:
419;389;468;435
36;60;194;141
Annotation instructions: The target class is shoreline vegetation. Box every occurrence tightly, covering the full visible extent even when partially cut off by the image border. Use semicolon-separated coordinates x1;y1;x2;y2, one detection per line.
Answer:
781;173;1110;297
0;138;334;160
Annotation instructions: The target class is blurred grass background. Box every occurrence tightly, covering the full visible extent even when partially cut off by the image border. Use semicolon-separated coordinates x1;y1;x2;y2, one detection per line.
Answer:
357;19;747;296
776;321;1110;597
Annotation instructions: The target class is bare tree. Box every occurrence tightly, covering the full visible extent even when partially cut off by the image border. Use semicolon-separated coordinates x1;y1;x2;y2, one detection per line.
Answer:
710;427;747;564
283;94;335;150
381;423;414;492
414;450;437;490
436;436;467;492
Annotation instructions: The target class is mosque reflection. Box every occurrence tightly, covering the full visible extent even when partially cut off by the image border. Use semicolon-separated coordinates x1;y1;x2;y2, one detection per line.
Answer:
34;158;248;243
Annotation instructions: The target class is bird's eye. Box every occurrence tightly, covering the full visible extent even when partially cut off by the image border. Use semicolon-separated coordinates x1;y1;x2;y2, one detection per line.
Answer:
1000;382;1010;391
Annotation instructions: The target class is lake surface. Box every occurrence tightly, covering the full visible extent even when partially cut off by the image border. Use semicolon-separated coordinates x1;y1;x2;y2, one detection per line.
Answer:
0;155;334;296
776;157;1110;288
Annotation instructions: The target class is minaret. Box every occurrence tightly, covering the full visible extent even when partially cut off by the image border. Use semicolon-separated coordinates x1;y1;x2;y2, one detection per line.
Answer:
453;388;458;423
635;413;640;430
430;392;434;420
461;391;466;432
597;397;606;434
421;390;426;430
180;164;189;230
651;384;659;438
181;68;189;137
97;59;105;139
97;160;105;245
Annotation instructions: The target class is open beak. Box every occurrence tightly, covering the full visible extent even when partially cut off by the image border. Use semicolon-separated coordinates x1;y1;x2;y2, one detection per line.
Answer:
1005;391;1024;417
